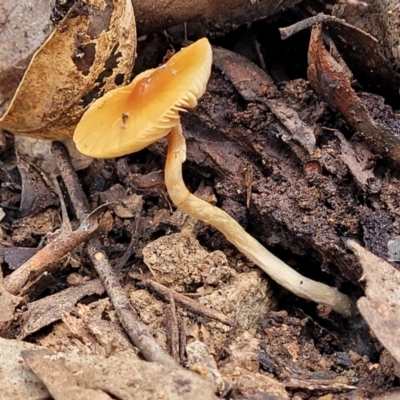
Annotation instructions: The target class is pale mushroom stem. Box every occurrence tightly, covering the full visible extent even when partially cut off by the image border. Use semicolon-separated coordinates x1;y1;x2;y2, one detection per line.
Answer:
165;124;353;316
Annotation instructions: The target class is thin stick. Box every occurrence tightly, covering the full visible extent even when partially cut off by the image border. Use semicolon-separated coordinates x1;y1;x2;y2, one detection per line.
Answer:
51;142;178;368
140;279;235;326
88;239;178;368
165;124;353;316
52;142;90;221
165;293;180;362
4;220;97;295
279;13;333;40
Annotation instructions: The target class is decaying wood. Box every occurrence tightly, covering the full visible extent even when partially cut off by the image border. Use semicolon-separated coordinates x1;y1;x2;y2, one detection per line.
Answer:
19;279;105;339
333;0;400;70
19;345;218;399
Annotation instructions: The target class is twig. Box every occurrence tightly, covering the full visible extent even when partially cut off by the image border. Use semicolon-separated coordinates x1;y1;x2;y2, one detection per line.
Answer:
4;219;98;295
87;240;178;367
140;279;235;327
279;13;334;40
51;142;178;368
51;175;72;232
165;293;180;362
52;141;90;221
179;317;187;363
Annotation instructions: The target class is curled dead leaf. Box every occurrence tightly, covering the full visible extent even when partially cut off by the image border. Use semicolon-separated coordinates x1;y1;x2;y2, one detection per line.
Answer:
0;0;136;140
308;25;400;167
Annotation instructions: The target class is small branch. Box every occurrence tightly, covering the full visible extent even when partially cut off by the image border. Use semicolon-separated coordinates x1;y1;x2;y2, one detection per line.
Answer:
87;240;178;368
4;219;98;295
140;279;235;327
52;141;90;221
279;13;334;40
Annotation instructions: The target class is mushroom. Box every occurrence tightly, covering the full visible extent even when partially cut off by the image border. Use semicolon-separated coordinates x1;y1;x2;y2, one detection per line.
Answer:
74;38;353;316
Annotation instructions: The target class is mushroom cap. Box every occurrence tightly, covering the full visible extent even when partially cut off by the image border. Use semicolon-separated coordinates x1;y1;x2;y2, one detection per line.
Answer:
73;38;212;158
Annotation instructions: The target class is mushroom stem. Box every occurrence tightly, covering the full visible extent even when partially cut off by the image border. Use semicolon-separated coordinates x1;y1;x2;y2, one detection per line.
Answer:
165;124;353;316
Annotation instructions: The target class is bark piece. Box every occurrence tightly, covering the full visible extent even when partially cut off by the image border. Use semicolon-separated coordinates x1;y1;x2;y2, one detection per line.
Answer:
23;349;218;400
133;0;302;36
19;279;105;339
333;0;400;71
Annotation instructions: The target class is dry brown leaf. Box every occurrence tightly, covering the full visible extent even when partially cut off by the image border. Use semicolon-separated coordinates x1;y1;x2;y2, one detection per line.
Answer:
308;24;400;167
0;1;54;117
22;348;218;400
22;349;113;400
347;239;400;365
0;0;136;140
0;338;49;400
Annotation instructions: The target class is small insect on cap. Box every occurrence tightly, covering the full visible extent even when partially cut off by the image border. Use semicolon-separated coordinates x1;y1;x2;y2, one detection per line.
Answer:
73;38;213;158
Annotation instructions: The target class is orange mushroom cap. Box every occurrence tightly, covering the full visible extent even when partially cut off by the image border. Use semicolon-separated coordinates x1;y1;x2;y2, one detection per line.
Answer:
73;38;212;158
